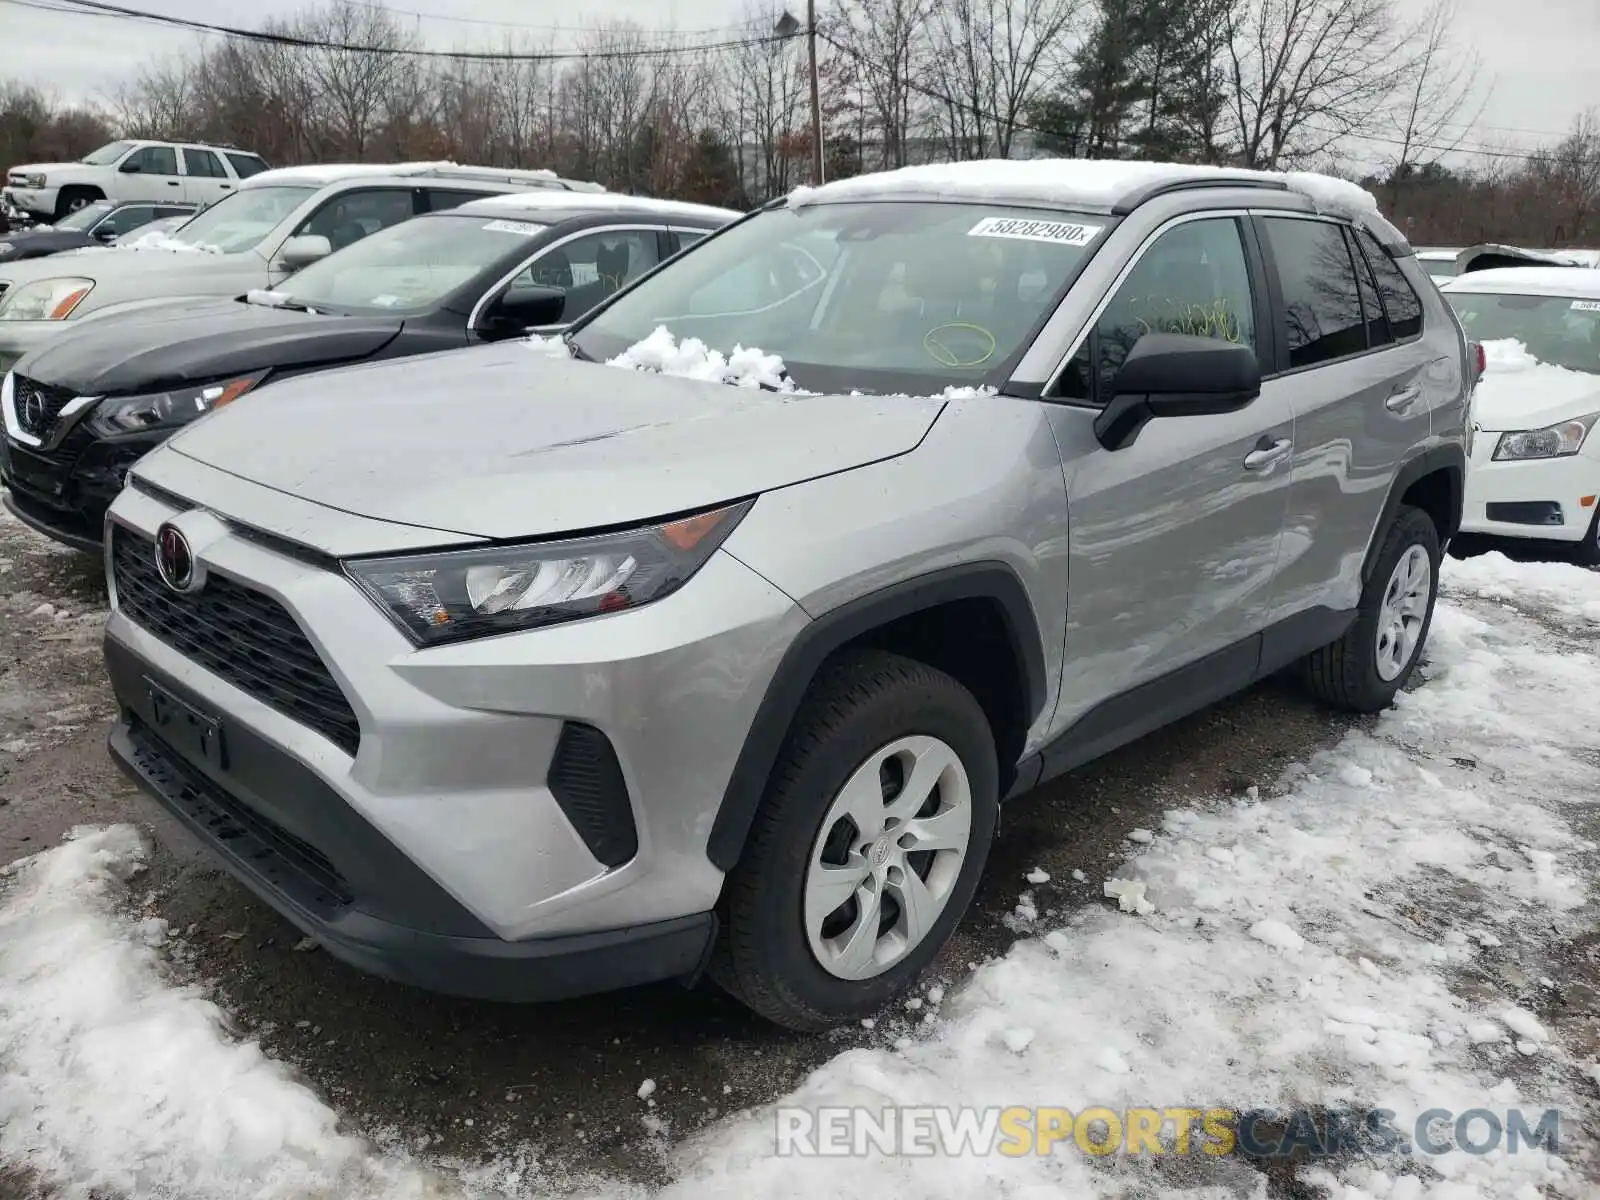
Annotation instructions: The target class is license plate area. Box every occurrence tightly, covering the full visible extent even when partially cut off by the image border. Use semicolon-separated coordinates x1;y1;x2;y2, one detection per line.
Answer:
144;675;227;770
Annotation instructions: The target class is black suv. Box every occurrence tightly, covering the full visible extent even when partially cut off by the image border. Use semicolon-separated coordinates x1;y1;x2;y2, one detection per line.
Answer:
0;192;737;551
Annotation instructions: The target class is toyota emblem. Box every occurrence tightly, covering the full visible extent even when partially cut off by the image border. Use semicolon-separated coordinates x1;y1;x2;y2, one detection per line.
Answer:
155;524;197;593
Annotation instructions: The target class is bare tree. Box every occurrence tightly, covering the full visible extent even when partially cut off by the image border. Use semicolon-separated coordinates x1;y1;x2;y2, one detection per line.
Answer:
1382;0;1485;207
1224;0;1406;169
833;0;933;169
928;0;1081;159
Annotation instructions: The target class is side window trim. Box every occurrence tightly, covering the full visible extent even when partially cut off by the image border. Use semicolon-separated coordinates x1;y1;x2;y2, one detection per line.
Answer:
1250;210;1394;378
467;222;666;332
1042;208;1258;404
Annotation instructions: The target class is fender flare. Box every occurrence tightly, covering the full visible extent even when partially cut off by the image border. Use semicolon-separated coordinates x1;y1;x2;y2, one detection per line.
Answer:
1361;444;1466;584
705;561;1049;871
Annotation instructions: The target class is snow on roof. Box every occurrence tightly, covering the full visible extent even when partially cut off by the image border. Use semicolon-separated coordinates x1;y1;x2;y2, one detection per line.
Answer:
1416;249;1460;261
241;161;562;189
1441;266;1600;300
785;159;1380;221
459;191;741;223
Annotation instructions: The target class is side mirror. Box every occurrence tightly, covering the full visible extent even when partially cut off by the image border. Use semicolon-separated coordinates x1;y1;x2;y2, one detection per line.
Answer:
120;161;142;174
1092;333;1261;451
94;228;118;243
481;285;567;338
278;234;332;270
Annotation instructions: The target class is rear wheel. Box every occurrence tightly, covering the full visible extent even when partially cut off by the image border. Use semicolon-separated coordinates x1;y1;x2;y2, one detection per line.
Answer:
712;649;998;1031
1303;505;1440;712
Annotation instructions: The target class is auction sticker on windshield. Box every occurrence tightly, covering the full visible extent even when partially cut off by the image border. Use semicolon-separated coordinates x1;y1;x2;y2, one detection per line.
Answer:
1570;300;1600;312
482;220;542;236
967;217;1102;247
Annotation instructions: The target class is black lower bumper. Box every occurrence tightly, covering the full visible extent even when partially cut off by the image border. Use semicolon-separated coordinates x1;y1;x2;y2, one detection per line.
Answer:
105;639;716;1004
3;486;103;553
1;425;167;553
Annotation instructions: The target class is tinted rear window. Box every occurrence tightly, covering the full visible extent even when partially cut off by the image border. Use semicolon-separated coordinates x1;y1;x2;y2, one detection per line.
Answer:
226;153;269;179
1358;231;1425;339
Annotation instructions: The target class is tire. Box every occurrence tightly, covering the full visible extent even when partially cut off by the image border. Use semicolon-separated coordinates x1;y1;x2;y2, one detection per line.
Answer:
711;649;998;1031
52;186;102;221
1303;505;1441;713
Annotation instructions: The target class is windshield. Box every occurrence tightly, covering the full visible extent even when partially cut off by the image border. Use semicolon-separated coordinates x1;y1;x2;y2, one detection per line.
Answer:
272;213;547;316
56;201;116;231
172;186;315;254
570;202;1108;392
1446;291;1600;374
81;141;135;166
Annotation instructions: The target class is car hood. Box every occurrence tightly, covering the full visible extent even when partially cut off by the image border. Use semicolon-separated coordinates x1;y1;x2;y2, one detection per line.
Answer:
0;244;240;290
1472;362;1600;432
9;161;83;178
164;343;947;540
20;298;403;395
0;229;94;260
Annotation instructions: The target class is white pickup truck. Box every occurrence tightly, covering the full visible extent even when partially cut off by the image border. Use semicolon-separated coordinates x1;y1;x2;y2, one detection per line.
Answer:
4;139;270;222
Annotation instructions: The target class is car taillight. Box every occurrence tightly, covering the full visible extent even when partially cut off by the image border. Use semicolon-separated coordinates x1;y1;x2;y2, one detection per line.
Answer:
1470;341;1485;380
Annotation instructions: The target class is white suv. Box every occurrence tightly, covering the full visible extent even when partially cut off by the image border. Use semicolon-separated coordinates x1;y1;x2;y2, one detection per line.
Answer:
4;140;269;222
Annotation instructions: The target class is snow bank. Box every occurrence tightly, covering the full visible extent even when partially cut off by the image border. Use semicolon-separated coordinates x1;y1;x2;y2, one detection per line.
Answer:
1446;551;1600;625
787;159;1378;220
605;326;797;391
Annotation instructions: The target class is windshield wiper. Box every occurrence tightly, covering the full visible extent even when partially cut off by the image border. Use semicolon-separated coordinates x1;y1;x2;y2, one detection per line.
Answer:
563;332;595;362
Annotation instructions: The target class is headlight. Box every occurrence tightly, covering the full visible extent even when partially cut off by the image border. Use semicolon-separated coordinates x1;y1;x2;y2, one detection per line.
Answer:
25;174;46;188
345;500;753;646
0;276;94;321
88;373;264;436
1491;413;1599;461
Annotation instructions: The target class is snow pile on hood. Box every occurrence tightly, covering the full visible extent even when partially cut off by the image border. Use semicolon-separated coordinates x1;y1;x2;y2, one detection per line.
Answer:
1469;338;1600;430
109;229;222;255
524;332;574;360
606;326;797;391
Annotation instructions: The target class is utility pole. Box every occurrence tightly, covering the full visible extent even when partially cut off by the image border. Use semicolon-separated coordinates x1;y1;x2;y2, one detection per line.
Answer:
807;0;825;184
777;6;826;185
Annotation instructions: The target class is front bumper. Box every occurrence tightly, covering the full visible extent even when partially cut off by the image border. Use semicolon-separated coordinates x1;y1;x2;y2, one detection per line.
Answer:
1;422;165;552
103;478;806;994
3;186;57;219
1458;435;1599;542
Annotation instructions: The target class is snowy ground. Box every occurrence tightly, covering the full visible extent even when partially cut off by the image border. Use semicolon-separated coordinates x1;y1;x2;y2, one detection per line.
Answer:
1;524;1597;1198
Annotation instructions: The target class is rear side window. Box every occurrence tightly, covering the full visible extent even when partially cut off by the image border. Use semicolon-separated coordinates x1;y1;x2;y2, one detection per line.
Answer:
95;205;158;236
1357;231;1425;339
226;153;268;179
675;229;709;251
1263;218;1365;368
183;148;227;178
1060;216;1257;402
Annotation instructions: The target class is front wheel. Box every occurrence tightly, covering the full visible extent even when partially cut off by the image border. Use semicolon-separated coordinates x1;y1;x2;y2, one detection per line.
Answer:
711;649;998;1031
1303;505;1441;712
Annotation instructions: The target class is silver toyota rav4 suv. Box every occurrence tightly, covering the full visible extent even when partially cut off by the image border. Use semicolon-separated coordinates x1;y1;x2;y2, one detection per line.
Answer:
97;162;1469;1030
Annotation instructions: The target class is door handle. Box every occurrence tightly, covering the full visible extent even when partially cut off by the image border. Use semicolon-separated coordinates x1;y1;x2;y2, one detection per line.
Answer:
1386;384;1421;412
1243;437;1292;470
167;180;180;187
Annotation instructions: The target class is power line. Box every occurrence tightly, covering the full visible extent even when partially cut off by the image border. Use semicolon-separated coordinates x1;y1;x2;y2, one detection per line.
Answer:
341;0;757;41
7;0;798;63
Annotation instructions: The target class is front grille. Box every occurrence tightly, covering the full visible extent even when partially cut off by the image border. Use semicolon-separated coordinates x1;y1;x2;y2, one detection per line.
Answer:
124;716;353;911
11;374;76;440
112;528;361;755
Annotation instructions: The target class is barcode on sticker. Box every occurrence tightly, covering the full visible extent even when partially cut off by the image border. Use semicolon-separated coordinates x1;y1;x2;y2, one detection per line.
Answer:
483;219;540;236
1570;300;1600;312
968;217;1102;247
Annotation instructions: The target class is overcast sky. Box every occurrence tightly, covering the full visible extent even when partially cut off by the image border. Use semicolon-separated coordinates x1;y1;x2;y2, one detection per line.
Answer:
3;0;1597;168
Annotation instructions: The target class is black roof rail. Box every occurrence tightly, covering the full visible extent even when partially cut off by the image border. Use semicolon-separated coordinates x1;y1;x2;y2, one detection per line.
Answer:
1111;175;1289;216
